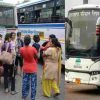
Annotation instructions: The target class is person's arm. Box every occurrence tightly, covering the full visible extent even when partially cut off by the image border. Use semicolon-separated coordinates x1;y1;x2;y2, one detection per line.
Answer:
40;42;50;51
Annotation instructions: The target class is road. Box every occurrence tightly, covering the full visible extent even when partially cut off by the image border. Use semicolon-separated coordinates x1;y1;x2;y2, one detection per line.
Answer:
66;82;100;100
0;64;64;100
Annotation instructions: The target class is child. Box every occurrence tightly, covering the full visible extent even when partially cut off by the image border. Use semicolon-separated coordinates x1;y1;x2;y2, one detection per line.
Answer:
32;35;40;62
32;35;40;52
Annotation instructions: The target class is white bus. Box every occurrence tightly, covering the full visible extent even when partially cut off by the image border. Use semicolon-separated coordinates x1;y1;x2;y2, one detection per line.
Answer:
0;2;17;35
65;4;100;88
65;0;100;17
16;0;65;65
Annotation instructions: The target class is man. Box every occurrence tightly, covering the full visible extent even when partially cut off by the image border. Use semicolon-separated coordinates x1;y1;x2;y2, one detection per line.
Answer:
96;17;100;56
0;34;3;55
15;32;24;74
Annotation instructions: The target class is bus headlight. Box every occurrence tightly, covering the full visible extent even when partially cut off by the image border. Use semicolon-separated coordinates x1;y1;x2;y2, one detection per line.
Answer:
92;77;98;80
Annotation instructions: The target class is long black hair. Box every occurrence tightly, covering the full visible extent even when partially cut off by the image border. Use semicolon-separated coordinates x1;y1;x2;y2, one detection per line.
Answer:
49;34;56;39
51;38;61;48
4;33;11;42
51;38;60;47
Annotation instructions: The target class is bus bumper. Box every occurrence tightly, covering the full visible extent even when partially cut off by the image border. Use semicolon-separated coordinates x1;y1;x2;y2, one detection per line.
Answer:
65;71;100;86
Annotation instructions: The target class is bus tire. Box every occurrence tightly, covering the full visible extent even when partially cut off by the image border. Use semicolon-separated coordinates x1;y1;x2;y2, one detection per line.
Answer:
97;86;100;89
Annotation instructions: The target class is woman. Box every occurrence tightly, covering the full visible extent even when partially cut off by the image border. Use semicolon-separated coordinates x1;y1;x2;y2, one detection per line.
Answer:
42;38;62;97
2;33;17;94
40;34;56;65
20;35;38;100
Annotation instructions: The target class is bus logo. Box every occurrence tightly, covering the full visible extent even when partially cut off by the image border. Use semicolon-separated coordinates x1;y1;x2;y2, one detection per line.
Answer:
74;58;82;68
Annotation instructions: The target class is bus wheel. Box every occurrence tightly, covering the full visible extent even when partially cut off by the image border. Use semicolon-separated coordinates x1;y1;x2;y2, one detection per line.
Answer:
97;86;100;89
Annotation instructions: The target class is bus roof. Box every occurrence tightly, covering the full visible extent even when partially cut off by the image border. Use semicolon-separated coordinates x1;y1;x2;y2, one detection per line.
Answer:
70;4;100;11
16;0;50;9
0;2;15;7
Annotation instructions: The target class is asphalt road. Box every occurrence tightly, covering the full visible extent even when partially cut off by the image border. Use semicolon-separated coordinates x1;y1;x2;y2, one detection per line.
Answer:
0;64;65;100
66;82;100;100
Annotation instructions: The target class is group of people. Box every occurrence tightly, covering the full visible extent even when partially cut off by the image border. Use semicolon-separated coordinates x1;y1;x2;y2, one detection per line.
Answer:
0;32;62;100
0;32;24;95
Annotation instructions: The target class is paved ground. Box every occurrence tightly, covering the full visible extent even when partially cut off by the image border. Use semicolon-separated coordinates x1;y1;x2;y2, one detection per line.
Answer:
0;64;65;100
66;82;100;100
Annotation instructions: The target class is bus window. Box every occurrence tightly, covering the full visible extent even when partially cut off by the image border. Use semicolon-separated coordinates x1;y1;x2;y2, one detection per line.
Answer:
0;5;17;28
41;9;52;18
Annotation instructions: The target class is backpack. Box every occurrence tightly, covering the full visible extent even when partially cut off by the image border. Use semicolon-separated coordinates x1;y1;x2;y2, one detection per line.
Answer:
32;43;40;58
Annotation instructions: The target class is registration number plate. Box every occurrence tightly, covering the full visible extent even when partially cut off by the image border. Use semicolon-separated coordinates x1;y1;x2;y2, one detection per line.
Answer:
75;78;81;84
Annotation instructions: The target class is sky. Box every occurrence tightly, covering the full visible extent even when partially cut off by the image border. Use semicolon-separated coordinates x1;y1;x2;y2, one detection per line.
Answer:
2;0;40;4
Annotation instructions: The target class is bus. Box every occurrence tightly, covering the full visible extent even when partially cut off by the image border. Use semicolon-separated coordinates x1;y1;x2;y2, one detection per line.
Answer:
65;4;100;88
16;0;65;65
0;2;17;37
65;0;100;18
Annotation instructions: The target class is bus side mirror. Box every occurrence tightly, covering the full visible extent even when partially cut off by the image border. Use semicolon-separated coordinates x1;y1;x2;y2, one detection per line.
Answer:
66;18;73;37
68;27;73;37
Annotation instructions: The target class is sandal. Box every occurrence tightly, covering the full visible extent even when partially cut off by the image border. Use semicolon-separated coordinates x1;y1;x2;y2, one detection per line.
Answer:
11;91;18;95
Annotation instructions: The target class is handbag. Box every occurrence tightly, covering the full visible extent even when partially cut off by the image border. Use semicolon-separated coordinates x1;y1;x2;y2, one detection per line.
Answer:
1;42;13;64
1;51;13;64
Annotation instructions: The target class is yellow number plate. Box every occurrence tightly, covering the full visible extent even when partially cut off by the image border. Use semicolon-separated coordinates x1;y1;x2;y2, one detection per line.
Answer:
75;78;81;84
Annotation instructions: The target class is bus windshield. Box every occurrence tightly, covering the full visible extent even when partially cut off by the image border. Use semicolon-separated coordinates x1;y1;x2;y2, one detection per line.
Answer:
66;9;100;57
